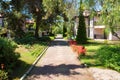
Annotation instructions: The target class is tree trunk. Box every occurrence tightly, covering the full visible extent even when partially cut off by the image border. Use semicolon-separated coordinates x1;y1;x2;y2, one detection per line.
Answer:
35;16;40;38
112;31;120;40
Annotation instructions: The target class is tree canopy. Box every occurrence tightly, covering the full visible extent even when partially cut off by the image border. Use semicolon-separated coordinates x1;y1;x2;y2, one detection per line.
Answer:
98;0;120;39
0;0;120;39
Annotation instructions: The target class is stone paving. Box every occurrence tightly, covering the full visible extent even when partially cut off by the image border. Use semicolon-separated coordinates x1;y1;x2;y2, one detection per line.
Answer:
88;68;120;80
25;39;94;80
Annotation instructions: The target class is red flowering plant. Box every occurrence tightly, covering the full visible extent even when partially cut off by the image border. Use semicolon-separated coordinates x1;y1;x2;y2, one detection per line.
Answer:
77;46;86;56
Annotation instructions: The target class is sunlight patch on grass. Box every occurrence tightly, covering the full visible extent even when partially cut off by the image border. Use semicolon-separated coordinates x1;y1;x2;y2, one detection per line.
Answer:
79;40;108;67
13;43;48;79
15;45;36;64
86;46;101;52
19;52;36;64
15;45;29;54
79;40;120;68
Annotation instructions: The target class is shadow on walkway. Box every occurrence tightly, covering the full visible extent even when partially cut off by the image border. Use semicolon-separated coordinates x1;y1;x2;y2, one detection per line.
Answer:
50;39;68;47
26;39;94;80
28;64;86;76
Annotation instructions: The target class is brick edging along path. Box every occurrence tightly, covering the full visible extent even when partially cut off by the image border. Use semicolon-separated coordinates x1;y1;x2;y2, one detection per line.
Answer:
25;39;94;80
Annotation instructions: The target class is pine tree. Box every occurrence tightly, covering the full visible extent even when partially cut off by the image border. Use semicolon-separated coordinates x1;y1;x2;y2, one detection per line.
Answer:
76;0;87;44
63;23;67;37
76;12;87;44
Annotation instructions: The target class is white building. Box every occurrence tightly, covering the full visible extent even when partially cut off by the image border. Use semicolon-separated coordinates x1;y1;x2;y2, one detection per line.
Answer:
73;11;120;41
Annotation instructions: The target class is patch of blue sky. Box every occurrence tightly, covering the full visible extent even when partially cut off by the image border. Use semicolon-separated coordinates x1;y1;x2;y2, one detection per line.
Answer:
75;0;102;11
3;0;11;1
94;1;102;11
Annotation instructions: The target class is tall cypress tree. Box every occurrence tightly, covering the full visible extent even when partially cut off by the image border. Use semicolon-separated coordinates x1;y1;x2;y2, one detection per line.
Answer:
76;0;87;44
63;23;67;37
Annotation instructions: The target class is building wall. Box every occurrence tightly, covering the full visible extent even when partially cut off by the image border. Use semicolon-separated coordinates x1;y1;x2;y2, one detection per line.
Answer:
93;25;105;39
94;28;104;39
108;30;120;40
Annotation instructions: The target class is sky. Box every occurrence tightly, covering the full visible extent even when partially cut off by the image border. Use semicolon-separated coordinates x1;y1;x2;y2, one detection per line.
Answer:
66;0;102;11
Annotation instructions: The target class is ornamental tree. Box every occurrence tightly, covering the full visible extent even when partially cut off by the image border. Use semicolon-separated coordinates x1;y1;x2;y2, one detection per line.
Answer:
76;0;87;44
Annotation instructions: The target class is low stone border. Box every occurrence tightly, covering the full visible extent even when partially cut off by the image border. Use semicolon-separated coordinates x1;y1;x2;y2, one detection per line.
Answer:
20;46;49;80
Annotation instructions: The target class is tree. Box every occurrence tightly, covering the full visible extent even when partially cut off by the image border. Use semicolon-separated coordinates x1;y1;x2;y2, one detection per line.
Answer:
25;0;45;38
63;0;78;39
98;0;120;39
63;23;67;37
43;0;69;35
76;0;87;44
1;0;26;38
25;0;69;38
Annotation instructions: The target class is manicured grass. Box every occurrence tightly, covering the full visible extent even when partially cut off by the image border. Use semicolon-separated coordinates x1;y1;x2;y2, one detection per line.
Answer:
79;40;119;68
12;42;48;80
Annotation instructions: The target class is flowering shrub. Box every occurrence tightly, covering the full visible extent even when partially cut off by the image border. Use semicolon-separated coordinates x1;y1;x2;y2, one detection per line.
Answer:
69;40;77;45
77;46;86;56
69;40;86;56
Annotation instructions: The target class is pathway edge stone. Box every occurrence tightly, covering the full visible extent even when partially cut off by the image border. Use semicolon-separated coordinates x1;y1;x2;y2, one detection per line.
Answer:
20;45;49;80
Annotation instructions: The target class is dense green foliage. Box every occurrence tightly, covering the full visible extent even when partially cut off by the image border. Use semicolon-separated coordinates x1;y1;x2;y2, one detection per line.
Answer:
96;45;120;71
63;24;67;37
14;35;52;45
97;0;120;39
0;37;20;74
76;12;87;44
76;0;87;44
0;70;8;80
14;36;37;44
1;0;26;38
39;36;51;42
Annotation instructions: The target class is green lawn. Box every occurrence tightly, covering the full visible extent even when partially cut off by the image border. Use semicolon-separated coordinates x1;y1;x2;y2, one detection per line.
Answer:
79;40;120;68
12;42;48;80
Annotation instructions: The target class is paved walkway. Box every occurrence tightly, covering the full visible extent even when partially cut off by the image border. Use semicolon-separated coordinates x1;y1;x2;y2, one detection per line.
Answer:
26;39;94;80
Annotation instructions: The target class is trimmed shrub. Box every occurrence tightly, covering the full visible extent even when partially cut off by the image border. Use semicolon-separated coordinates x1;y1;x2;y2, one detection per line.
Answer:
14;36;37;44
96;45;120;71
39;36;51;42
0;70;8;80
0;37;20;73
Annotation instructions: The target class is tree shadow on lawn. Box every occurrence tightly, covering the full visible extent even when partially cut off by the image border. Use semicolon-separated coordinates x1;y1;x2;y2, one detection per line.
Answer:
26;64;86;78
10;60;31;80
85;41;117;46
85;41;107;46
50;39;69;47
